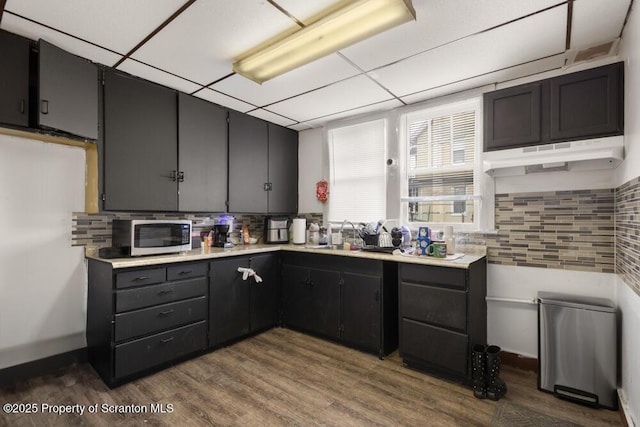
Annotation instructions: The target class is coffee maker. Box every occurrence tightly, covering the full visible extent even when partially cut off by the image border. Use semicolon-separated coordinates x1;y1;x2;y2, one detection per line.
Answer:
213;215;233;247
264;216;290;243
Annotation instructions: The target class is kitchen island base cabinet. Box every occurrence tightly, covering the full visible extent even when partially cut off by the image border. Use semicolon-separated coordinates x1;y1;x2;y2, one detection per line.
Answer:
399;258;486;385
209;253;279;349
281;252;398;358
86;260;209;388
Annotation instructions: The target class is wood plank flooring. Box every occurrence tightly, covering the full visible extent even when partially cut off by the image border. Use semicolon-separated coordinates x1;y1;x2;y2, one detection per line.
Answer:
0;328;623;426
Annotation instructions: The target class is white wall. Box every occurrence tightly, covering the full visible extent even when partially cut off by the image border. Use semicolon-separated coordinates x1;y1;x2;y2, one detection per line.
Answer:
0;135;87;369
615;3;640;424
298;128;325;214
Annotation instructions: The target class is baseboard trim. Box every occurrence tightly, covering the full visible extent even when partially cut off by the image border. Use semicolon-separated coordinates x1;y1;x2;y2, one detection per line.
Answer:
0;348;87;387
500;351;538;373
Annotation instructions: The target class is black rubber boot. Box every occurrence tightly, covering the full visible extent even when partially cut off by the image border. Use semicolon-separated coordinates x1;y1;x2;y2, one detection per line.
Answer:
471;344;487;399
486;345;507;400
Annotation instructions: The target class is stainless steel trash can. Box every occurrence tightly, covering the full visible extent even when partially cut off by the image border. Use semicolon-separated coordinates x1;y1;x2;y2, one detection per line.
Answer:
538;292;617;410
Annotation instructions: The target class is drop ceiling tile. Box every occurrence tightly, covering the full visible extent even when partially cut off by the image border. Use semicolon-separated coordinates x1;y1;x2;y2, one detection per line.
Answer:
267;75;395;123
289;123;315;131
116;59;201;94
306;99;403;128
570;0;630;49
369;5;566;98
3;0;186;56
339;0;563;71
401;54;566;104
0;14;121;66
193;88;255;113
247;109;296;127
130;0;297;86
275;0;349;24
212;54;361;107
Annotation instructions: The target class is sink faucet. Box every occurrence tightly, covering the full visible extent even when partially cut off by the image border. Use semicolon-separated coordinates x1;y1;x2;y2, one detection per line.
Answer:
339;220;358;245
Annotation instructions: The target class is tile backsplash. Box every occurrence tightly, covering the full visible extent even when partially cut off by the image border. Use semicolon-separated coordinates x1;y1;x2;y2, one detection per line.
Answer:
483;189;615;273
616;177;640;296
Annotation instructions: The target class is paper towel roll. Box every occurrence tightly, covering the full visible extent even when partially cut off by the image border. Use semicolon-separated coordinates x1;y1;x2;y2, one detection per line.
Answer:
292;218;307;244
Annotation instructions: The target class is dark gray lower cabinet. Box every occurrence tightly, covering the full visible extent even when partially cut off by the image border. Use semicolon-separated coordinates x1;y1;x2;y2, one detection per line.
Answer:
399;258;487;385
209;253;279;348
281;252;398;358
86;260;209;387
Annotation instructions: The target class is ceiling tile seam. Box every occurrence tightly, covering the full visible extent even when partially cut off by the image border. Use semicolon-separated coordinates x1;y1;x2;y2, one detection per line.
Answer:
620;0;636;38
298;97;399;124
247;107;299;125
200;87;260;110
336;52;407;106
192;73;237;96
398;52;566;101
0;0;7;25
121;57;206;88
358;1;570;76
2;10;124;61
267;0;305;27
112;0;197;68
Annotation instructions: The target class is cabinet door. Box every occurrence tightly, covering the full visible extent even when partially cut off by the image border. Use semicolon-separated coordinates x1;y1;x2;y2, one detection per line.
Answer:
209;257;251;347
342;272;381;352
281;264;311;331
178;93;228;212
550;62;623;140
0;30;30;127
309;268;341;339
484;82;543;151
268;124;298;213
104;71;178;211
38;40;98;139
249;253;279;332
228;111;268;213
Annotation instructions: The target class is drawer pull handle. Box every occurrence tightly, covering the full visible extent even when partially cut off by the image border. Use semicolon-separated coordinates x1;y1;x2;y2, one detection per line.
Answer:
133;276;149;282
158;289;174;295
160;337;174;344
158;309;175;316
178;270;193;275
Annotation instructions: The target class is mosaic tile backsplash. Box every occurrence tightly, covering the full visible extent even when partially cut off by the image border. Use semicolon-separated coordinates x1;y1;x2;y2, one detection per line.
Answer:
484;189;615;273
616;177;640;296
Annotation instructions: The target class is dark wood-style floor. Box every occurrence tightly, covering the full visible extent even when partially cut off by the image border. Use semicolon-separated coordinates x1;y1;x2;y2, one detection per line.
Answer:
0;328;623;426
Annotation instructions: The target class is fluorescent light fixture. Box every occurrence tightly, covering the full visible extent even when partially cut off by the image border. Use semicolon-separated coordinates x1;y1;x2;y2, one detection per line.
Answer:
233;0;416;84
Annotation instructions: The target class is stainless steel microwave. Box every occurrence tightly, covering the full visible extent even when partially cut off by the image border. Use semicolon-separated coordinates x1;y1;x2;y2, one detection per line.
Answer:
112;219;192;256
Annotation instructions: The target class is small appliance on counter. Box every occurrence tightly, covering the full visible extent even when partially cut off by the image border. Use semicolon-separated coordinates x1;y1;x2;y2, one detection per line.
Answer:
112;219;192;256
213;215;234;247
264;216;290;243
292;218;306;244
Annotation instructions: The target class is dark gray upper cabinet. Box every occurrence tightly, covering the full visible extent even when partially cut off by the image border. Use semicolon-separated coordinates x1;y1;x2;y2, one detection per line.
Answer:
104;71;178;211
483;82;544;152
0;30;30;127
178;93;228;212
484;61;624;152
228;111;269;213
550;62;623;141
268;124;298;213
38;39;98;139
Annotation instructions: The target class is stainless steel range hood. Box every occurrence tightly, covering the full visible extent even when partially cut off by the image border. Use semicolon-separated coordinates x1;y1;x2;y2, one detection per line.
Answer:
483;136;624;177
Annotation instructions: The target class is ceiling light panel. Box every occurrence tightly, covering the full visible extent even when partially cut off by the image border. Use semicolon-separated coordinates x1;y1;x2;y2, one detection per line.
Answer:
369;5;566;98
211;53;360;107
0;13;121;66
3;0;184;55
129;0;296;86
116;59;202;94
274;0;345;25
338;0;562;72
267;75;396;123
570;0;630;49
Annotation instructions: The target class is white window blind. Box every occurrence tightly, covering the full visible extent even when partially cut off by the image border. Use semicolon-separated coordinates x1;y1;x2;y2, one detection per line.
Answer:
403;101;481;226
328;119;386;223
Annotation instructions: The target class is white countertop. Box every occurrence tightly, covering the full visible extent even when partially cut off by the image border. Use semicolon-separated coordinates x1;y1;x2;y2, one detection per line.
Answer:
85;244;485;269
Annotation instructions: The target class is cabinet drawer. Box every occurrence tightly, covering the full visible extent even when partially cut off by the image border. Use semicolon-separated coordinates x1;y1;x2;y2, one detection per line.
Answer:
114;321;207;379
400;264;466;290
114;296;207;342
116;277;207;313
401;282;467;331
402;319;468;376
167;262;208;281
116;268;166;289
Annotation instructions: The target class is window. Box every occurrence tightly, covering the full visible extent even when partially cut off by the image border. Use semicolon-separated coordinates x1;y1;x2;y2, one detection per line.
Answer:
401;100;481;228
328;119;386;223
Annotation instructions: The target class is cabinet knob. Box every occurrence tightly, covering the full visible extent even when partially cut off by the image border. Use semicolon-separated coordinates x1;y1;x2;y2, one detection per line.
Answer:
41;99;49;115
160;336;174;344
20;99;25;114
178;171;185;182
158;309;175;316
169;170;177;182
